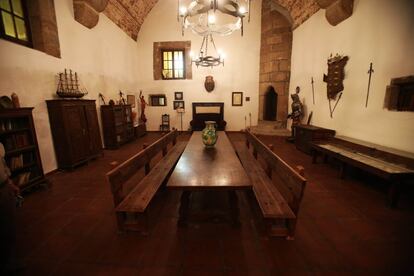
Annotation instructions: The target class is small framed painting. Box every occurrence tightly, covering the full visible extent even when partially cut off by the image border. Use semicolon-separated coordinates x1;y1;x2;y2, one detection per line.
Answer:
127;95;136;108
173;100;185;110
232;92;243;106
175;92;183;100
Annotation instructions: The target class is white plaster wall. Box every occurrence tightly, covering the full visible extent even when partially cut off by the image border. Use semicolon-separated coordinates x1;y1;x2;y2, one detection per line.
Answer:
0;0;141;173
289;0;414;153
136;0;262;131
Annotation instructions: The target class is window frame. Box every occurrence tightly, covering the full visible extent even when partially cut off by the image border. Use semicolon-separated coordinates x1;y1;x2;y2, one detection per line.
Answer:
161;48;186;80
0;0;32;47
149;94;167;106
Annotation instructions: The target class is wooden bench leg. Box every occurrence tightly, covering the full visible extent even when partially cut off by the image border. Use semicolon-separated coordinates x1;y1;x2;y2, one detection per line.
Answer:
388;182;400;208
137;211;150;236
339;162;346;179
286;219;297;240
312;150;318;164
116;212;125;233
265;218;289;238
228;191;241;227
323;154;328;164
178;191;191;227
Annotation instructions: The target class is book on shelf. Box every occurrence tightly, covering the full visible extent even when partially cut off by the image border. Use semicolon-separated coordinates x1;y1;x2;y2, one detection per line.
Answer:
10;154;24;170
13;171;31;187
2;133;30;152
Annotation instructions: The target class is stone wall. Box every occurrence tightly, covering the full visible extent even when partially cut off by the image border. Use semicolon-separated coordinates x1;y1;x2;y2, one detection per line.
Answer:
259;0;293;121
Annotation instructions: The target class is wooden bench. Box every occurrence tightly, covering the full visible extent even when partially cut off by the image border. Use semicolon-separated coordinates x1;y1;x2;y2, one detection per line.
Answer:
311;136;414;207
235;130;307;239
106;129;186;233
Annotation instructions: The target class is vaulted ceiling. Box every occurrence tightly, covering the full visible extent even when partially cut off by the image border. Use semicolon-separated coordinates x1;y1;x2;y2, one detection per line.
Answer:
102;0;320;41
103;0;159;41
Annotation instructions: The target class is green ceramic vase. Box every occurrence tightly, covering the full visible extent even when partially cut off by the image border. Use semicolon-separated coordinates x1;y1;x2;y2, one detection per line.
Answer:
202;121;218;147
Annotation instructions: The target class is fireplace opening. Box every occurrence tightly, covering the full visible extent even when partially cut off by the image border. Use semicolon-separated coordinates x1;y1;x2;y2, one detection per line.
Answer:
264;86;278;121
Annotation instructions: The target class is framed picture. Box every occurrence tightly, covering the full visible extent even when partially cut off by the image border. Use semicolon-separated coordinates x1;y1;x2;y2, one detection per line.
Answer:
127;95;135;107
232;92;243;106
173;100;185;110
245;96;250;102
174;92;183;100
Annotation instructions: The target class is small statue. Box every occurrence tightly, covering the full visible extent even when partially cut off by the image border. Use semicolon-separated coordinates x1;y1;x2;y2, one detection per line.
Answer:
139;90;147;123
119;90;126;105
11;93;20;108
287;86;303;141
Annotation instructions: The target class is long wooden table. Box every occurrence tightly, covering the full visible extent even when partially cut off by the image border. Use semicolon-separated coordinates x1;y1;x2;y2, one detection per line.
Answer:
167;131;251;226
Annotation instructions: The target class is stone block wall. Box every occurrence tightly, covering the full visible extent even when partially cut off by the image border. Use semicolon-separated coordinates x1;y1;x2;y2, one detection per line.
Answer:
259;0;293;121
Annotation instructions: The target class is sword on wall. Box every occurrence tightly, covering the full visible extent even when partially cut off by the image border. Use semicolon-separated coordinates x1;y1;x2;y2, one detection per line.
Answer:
365;62;374;107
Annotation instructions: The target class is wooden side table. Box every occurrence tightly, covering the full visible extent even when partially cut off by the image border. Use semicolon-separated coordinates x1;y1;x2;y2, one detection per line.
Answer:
295;124;335;154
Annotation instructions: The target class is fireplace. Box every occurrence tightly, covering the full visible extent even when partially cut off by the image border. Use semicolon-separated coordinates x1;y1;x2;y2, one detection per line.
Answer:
263;86;278;121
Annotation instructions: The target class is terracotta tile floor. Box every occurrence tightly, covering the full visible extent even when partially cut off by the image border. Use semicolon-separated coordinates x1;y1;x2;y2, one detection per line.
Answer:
12;132;414;275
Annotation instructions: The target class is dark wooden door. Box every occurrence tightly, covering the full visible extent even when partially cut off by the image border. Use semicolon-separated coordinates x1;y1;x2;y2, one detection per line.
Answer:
64;105;89;163
84;103;102;156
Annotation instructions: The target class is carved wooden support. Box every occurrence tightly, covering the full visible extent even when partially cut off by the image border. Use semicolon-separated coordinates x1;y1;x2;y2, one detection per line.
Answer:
326;0;354;26
85;0;108;12
73;0;108;29
316;0;354;26
315;0;336;9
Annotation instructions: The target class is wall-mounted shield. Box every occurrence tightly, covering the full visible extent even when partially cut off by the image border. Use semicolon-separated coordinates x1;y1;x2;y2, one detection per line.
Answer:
323;54;349;99
204;76;215;92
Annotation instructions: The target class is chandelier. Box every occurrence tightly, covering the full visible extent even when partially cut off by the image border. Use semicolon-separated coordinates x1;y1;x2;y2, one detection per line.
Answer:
190;34;225;67
178;0;251;36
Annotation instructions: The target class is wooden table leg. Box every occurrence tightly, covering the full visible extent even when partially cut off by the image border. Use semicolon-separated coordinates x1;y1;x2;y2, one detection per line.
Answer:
388;182;400;208
178;191;191;227
228;191;241;227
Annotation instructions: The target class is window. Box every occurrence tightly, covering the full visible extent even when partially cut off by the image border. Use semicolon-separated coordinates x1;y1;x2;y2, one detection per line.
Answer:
153;41;192;80
384;76;414;112
0;0;31;46
162;50;185;79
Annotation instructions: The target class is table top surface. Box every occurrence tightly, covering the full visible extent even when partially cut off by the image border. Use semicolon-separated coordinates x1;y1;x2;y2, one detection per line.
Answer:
167;131;251;190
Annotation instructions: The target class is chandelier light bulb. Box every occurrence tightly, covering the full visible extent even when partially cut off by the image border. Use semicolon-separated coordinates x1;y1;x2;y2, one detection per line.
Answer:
239;6;246;15
179;6;187;15
208;14;216;24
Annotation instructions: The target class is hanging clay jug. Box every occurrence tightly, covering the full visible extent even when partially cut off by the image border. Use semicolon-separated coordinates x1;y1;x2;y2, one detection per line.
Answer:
202;121;218;147
204;75;215;92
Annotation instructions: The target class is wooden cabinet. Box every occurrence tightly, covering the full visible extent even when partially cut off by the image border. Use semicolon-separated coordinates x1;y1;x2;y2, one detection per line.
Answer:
100;105;135;149
46;100;102;169
0;108;46;192
295;124;335;154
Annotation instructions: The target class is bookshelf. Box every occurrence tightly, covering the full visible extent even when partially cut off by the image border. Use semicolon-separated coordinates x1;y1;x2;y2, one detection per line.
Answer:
101;105;135;149
0;108;46;191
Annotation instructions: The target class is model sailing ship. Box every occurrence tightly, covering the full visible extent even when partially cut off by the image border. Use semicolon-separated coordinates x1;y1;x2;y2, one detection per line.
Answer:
56;69;88;98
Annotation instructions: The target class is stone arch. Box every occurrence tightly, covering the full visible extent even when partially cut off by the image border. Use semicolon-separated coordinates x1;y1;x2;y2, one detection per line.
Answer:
258;0;292;123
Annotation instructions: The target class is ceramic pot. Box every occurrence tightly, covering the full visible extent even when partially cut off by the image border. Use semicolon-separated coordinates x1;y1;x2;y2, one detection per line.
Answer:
202;121;218;147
